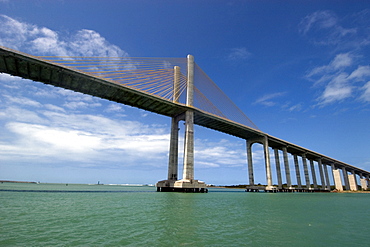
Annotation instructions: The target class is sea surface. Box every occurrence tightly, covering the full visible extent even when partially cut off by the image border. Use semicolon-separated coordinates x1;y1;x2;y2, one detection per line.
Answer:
1;183;369;247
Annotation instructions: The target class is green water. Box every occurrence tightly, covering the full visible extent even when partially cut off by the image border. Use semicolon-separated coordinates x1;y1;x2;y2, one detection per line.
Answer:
1;183;369;246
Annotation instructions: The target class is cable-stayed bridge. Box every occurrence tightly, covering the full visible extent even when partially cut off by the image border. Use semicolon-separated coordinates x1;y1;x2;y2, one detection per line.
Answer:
0;46;369;192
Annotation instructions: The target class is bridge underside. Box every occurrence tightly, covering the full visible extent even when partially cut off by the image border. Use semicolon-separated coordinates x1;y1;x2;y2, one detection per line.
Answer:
0;47;262;141
0;48;187;118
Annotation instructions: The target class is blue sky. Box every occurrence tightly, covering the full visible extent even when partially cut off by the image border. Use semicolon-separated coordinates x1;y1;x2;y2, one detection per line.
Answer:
1;0;370;185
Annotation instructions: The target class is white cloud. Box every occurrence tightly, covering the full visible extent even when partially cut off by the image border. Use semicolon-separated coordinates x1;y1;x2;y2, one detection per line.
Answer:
287;103;303;112
194;139;248;168
44;104;66;112
348;66;370;81
0;15;32;50
3;95;42;108
300;10;370;106
360;81;370;102
40;111;147;136
307;53;353;79
8;122;101;153
306;53;370;106
0;106;45;124
104;104;124;113
0;73;22;83
69;29;126;57
299;10;338;35
55;88;90;100
0;15;129;58
30;27;69;57
228;47;251;60
0;110;170;165
196;161;220;168
330;53;353;70
299;10;356;45
63;101;101;110
318;73;353;105
254;92;286;107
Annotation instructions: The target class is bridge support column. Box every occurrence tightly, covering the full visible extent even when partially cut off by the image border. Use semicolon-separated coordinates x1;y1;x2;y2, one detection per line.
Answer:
348;170;358;191
342;167;350;191
263;136;273;190
274;148;283;190
282;147;292;189
168;116;180;181
360;174;369;190
156;114;186;191
182;109;194;180
332;165;343;191
246;140;254;186
360;174;368;190
301;154;311;190
166;113;185;182
293;154;302;189
309;159;318;190
323;164;331;190
245;136;273;191
317;159;326;190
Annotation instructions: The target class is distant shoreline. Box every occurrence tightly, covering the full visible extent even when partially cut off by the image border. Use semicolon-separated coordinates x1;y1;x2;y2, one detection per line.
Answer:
0;180;37;184
332;190;370;193
1;182;369;193
211;185;370;193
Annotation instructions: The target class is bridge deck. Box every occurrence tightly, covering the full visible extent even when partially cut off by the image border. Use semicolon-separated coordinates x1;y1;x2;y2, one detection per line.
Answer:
0;46;368;176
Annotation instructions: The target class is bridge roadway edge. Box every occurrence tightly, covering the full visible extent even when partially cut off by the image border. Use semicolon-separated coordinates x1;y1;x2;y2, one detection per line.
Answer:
0;46;369;178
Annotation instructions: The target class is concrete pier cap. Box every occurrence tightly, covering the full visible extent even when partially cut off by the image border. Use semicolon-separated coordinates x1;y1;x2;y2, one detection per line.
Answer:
156;179;208;193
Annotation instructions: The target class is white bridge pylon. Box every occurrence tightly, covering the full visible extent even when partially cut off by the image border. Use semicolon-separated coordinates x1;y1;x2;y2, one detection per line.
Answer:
156;55;207;192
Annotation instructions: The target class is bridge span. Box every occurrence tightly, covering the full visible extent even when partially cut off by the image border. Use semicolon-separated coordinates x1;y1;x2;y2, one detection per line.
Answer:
0;46;369;192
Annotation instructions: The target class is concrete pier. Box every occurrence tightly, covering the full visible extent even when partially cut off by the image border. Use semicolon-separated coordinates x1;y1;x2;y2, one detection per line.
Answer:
156;55;207;193
293;154;302;189
310;159;318;189
323;164;331;190
348;172;358;191
318;159;326;190
263;137;273;190
246;137;274;191
302;154;311;189
274;148;283;190
156;180;207;193
245;143;370;193
247;140;254;187
332;167;344;191
245;142;370;193
282;147;292;189
342;167;350;191
360;174;368;190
